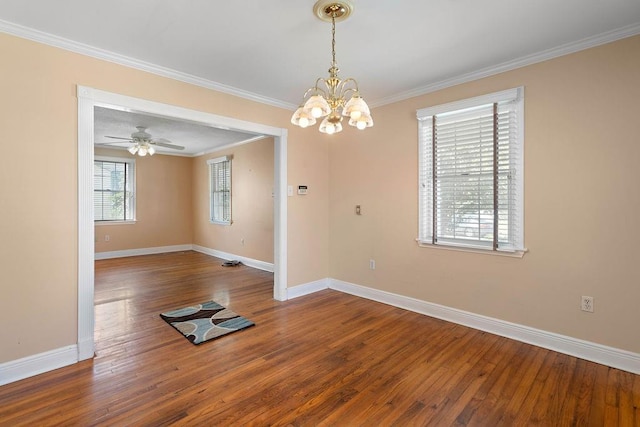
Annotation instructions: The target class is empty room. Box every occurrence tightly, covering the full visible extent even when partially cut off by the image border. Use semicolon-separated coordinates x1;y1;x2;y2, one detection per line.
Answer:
0;0;639;425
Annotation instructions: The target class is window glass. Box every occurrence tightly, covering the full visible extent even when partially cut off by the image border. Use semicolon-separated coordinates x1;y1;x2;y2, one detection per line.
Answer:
94;158;135;222
208;156;232;225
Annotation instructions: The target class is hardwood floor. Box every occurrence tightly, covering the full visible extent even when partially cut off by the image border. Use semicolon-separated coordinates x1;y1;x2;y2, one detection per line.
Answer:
1;251;638;425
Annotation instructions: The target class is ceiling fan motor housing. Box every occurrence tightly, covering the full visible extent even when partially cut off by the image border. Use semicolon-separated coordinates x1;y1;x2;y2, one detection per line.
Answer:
131;126;152;141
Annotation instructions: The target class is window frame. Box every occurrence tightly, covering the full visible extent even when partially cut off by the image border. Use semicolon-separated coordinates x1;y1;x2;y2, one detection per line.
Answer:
94;155;136;223
208;155;233;225
416;87;525;256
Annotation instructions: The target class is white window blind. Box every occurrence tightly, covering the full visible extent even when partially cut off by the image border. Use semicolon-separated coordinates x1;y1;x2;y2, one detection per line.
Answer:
417;88;524;253
208;156;232;225
94;158;135;222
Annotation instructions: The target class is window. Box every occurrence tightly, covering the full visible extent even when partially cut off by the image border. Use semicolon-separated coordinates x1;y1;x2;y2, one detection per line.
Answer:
94;157;135;222
208;155;232;225
417;87;524;253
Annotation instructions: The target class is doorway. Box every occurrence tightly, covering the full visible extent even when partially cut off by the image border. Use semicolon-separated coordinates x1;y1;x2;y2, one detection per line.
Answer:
77;86;288;360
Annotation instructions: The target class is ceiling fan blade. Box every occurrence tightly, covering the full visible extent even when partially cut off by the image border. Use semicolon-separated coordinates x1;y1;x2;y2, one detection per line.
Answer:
98;141;132;145
152;141;185;150
105;136;133;141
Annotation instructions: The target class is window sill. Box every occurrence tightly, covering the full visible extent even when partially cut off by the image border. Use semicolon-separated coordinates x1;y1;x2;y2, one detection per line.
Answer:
416;240;527;258
210;220;232;226
95;220;137;226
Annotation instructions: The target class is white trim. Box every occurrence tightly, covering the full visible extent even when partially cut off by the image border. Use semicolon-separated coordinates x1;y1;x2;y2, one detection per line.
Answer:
287;279;330;299
416;87;522;119
192;245;274;272
77;87;95;361
0;345;78;386
206;155;232;165
95;243;275;271
78;86;289;371
416;241;527;258
194;136;267;157
2;17;638;112
373;23;640;108
311;278;639;374
95;220;137;226
94;155;136;164
95;244;193;260
273;130;288;301
0;19;294;111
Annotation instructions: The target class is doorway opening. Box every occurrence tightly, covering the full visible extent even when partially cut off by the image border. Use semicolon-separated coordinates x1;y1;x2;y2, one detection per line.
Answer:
77;86;288;360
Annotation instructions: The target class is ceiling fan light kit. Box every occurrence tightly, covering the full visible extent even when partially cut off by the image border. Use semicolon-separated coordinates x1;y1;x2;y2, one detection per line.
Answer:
291;0;373;135
128;141;155;156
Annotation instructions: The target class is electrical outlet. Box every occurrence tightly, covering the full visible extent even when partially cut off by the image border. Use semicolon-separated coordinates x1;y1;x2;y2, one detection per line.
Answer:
105;235;110;242
369;259;376;270
581;296;594;312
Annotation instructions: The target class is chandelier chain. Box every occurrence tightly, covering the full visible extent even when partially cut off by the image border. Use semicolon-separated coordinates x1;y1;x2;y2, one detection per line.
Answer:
331;12;336;66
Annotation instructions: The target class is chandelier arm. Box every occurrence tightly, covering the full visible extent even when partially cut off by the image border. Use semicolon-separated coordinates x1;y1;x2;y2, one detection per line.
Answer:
335;79;360;100
301;84;329;102
339;78;360;92
315;77;330;93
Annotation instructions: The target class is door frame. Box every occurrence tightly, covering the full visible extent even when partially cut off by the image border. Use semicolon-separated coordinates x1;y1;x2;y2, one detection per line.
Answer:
77;85;288;360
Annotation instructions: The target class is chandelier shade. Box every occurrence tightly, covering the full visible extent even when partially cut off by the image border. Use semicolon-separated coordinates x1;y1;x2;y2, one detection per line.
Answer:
319;113;343;134
290;106;317;128
304;94;332;118
291;1;373;135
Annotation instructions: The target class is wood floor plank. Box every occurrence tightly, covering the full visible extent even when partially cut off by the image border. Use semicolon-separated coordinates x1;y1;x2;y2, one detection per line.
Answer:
0;251;637;425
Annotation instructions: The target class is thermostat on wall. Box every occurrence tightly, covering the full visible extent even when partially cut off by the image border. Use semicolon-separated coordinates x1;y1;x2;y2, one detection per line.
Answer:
298;185;308;195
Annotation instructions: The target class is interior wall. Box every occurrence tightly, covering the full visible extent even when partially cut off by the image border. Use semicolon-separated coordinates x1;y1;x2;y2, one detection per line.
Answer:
192;137;275;263
0;31;330;364
328;35;640;354
94;147;193;253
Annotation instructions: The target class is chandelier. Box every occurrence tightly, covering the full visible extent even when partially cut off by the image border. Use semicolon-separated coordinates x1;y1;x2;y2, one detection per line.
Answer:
291;0;373;134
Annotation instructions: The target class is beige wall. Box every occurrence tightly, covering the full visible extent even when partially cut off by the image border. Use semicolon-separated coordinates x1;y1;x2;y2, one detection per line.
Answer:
328;35;640;353
1;26;637;367
0;32;329;363
193;138;274;263
94;147;193;252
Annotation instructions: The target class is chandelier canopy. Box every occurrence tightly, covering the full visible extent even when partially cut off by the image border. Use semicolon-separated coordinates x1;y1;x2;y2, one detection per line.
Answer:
291;0;373;134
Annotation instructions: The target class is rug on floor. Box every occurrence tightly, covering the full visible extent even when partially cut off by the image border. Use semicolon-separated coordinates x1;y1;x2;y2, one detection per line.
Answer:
160;300;255;345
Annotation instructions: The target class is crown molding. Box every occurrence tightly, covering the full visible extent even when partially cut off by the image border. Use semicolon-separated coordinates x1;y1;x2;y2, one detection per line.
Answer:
0;19;296;111
371;23;640;108
193;135;267;157
2;18;638;112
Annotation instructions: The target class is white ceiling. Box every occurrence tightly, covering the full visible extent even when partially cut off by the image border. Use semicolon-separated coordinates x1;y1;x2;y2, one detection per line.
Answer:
94;107;261;156
1;0;639;153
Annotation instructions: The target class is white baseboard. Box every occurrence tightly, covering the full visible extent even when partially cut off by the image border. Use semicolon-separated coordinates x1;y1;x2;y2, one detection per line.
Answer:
95;244;193;260
287;278;330;299
0;345;78;386
95;245;275;274
5;276;635;388
192;245;274;273
321;278;639;375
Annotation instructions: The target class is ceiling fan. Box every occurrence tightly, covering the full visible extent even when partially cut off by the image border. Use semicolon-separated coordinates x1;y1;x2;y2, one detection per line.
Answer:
100;126;185;156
